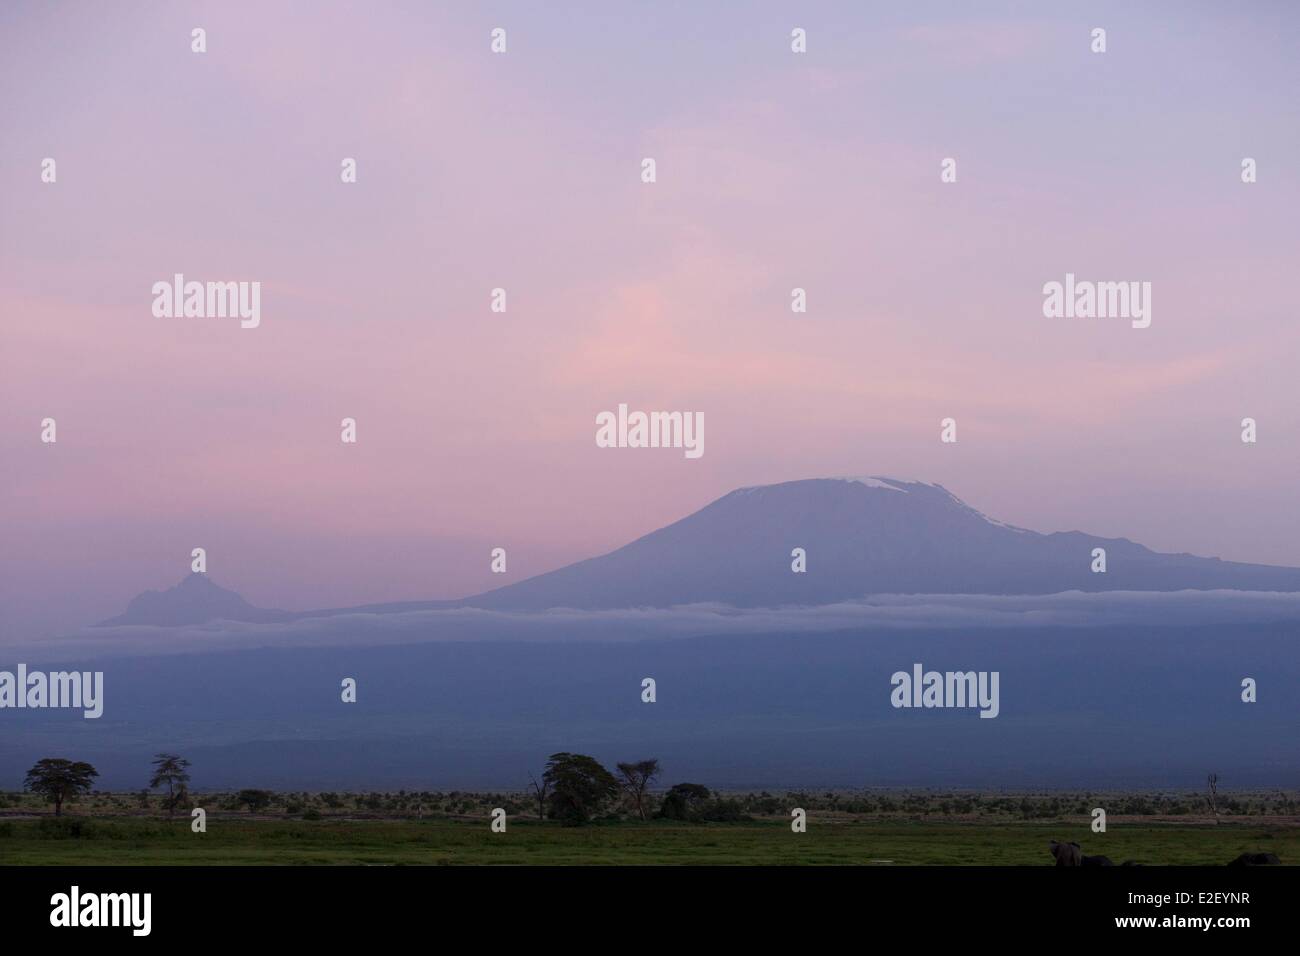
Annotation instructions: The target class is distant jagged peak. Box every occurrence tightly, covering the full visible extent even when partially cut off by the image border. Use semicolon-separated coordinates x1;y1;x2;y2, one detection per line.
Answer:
98;573;283;627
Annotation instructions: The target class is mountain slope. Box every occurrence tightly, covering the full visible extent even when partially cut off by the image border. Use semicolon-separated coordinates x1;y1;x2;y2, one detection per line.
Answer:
460;477;1300;609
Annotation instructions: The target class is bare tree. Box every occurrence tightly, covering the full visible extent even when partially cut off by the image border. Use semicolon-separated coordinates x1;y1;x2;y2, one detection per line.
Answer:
527;772;549;820
1206;773;1220;824
615;759;661;821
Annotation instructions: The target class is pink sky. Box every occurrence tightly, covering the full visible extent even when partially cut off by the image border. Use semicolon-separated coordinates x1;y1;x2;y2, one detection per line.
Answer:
2;2;1298;636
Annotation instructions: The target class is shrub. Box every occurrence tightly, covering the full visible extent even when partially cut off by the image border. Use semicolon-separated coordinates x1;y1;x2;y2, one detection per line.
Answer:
38;816;96;839
658;783;713;821
698;798;749;822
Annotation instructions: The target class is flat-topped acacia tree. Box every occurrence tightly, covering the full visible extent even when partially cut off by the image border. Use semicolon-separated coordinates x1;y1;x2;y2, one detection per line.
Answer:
24;758;99;817
149;753;192;819
615;759;661;821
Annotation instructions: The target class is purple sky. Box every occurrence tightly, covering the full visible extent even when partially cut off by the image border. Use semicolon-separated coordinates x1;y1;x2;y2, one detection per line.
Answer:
3;1;1299;637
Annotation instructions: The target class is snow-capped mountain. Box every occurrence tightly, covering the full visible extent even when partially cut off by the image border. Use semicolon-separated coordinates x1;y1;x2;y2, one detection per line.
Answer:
100;477;1300;624
462;476;1300;609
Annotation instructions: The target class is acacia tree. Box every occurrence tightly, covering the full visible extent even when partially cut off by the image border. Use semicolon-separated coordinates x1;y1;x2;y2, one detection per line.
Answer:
615;759;661;821
238;789;273;814
24;758;99;817
542;753;619;825
658;782;712;821
149;753;192;819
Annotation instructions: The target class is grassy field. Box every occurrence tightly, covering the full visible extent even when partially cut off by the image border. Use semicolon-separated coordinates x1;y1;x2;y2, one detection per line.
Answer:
0;816;1294;866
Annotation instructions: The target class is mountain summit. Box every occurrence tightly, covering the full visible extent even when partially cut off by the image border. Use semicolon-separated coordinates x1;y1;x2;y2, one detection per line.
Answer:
462;476;1300;609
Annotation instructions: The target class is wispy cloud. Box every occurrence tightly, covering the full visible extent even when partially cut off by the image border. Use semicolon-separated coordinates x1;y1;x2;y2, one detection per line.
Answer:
12;590;1300;664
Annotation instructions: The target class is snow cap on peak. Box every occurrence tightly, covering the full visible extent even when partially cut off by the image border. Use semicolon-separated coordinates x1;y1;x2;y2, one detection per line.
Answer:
835;476;928;492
